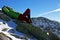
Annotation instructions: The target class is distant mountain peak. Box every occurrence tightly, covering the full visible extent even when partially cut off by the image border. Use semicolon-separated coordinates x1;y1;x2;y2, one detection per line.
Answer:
32;17;60;37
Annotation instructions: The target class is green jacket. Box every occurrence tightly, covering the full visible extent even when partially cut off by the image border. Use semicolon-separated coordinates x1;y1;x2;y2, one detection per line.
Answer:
2;6;21;19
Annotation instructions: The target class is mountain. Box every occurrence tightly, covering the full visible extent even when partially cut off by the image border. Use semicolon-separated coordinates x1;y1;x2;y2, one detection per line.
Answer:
0;10;60;40
32;17;60;37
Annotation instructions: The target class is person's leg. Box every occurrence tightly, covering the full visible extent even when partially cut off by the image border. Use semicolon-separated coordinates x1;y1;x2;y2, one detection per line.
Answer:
28;12;30;19
18;8;32;23
23;8;32;23
23;8;30;18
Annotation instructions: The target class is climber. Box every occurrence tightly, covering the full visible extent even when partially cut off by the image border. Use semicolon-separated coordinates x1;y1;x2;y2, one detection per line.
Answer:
2;6;32;23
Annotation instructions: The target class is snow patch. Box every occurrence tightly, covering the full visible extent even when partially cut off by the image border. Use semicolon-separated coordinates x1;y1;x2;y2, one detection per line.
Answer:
0;8;1;10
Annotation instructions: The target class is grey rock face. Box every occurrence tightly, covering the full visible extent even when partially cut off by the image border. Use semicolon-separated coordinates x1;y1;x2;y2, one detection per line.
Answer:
32;17;60;37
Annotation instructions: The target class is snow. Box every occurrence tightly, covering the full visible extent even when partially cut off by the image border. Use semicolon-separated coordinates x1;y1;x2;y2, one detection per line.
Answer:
0;19;25;40
0;17;37;40
47;32;49;36
0;8;1;10
2;31;22;40
0;22;11;31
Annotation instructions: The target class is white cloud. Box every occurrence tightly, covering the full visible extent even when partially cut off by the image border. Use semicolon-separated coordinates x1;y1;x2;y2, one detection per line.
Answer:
0;8;1;10
39;8;60;16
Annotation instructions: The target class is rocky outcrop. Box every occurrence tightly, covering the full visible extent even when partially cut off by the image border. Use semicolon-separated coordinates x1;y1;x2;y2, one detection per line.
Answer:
0;33;8;40
32;17;60;37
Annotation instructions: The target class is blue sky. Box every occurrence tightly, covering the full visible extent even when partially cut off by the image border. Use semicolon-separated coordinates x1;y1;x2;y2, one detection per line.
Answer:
0;0;60;22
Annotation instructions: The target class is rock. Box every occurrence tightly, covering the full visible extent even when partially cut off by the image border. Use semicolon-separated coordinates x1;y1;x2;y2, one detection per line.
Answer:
8;29;15;33
3;22;5;24
10;33;26;40
2;28;8;31
0;33;8;40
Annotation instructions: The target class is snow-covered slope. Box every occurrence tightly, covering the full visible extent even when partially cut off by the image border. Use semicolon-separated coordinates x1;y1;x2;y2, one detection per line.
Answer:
0;11;27;40
0;20;22;40
32;17;60;37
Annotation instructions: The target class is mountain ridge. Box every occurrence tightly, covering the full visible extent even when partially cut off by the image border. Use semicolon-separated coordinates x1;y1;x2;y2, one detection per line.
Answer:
32;17;60;37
